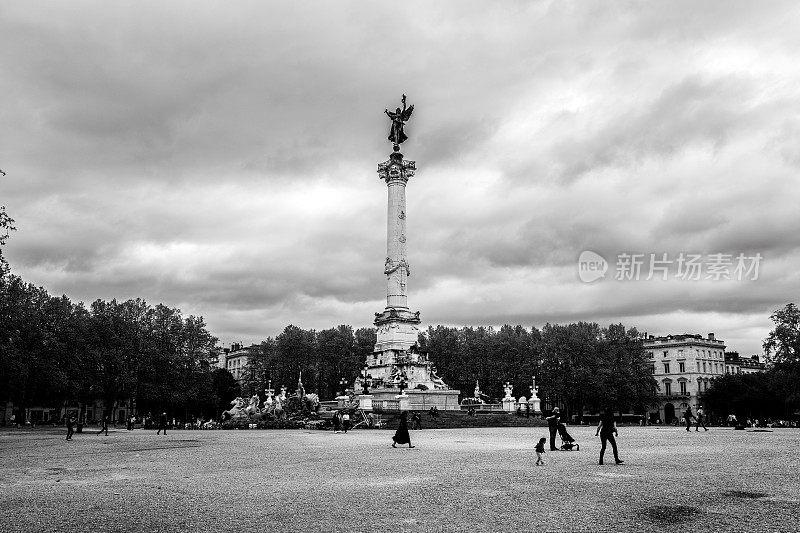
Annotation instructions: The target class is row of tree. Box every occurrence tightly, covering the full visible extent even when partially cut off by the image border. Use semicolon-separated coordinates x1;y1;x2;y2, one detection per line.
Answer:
0;274;239;420
239;321;657;419
701;303;800;421
241;325;376;401
422;322;656;418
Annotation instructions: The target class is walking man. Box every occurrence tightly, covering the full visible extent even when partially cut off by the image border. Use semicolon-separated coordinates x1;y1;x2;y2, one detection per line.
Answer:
684;406;694;432
66;415;75;441
695;405;708;431
157;412;168;435
546;407;561;451
596;408;623;465
97;415;109;436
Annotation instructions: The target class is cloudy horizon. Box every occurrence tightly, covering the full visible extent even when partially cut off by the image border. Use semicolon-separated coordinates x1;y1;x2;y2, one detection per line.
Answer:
2;1;799;356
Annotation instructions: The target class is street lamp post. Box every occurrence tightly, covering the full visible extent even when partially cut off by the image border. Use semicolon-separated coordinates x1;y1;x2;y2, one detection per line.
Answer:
361;367;371;395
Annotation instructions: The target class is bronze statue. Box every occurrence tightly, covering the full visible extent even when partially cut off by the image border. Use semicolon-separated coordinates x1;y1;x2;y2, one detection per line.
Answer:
385;94;414;146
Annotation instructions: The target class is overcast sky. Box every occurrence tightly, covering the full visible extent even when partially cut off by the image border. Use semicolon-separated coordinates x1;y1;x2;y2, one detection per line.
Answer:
2;1;799;356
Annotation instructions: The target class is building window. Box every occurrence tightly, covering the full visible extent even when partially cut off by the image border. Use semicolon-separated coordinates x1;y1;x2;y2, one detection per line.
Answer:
651;365;655;375
678;350;684;357
703;361;707;372
665;382;672;396
649;351;654;358
680;381;687;394
664;363;670;373
663;351;668;357
679;362;685;373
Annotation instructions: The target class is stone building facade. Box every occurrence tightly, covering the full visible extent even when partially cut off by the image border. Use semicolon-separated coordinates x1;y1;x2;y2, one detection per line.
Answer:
643;333;726;423
724;351;766;375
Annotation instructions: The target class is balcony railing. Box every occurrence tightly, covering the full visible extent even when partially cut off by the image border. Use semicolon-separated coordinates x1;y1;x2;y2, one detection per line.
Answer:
371;400;400;412
657;393;691;400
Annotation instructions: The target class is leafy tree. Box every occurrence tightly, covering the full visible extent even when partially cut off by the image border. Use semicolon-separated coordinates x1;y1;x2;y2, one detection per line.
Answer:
596;325;656;415
275;325;317;393
317;325;361;398
0;179;15;277
703;372;787;421
354;327;377;365
763;303;800;364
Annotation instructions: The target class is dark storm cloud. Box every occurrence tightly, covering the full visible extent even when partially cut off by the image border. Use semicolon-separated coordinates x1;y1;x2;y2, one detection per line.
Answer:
2;1;799;357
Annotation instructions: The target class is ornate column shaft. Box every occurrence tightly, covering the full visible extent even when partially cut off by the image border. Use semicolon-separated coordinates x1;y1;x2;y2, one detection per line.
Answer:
378;151;416;310
383;153;413;309
374;150;420;352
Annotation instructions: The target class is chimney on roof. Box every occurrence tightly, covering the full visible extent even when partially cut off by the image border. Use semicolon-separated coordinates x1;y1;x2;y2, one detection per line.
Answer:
708;333;715;340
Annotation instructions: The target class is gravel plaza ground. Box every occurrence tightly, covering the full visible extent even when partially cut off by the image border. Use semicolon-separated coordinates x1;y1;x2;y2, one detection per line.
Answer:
1;424;798;532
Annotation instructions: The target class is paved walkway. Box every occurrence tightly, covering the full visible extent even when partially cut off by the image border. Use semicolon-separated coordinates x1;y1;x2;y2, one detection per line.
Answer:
1;426;797;532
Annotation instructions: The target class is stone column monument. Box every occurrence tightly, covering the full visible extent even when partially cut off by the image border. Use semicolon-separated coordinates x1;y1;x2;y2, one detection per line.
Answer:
354;95;460;410
375;94;420;355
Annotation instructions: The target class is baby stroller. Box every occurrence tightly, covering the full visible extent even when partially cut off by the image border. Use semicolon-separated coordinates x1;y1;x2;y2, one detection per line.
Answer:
558;422;579;451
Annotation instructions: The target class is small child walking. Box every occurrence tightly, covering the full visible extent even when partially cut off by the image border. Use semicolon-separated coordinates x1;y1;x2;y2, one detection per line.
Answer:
535;437;547;465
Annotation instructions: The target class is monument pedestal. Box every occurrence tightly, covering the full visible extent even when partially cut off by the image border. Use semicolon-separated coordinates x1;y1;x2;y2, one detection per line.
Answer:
397;394;410;411
502;398;516;412
358;395;373;411
528;396;541;414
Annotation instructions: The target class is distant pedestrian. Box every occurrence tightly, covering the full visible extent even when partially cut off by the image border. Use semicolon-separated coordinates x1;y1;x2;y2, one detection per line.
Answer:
411;412;422;430
157;412;168;435
97;415;109;436
535;437;546;465
684;407;694;432
596;408;623;465
546;407;561;451
66;415;75;441
695;406;708;431
391;412;414;448
10;413;16;428
332;411;341;433
342;411;351;433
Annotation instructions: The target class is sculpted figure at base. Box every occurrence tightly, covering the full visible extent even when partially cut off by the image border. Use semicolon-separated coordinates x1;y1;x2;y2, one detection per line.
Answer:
245;395;261;419
222;397;245;420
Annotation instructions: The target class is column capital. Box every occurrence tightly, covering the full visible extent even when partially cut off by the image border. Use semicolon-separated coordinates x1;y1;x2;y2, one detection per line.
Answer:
378;156;416;184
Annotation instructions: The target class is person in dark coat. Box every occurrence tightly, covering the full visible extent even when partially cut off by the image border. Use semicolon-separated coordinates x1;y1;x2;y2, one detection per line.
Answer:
97;415;109;436
684;407;694;432
66;415;75;441
332;411;341;433
392;412;414;448
596;408;623;465
157;412;168;435
546;407;561;451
